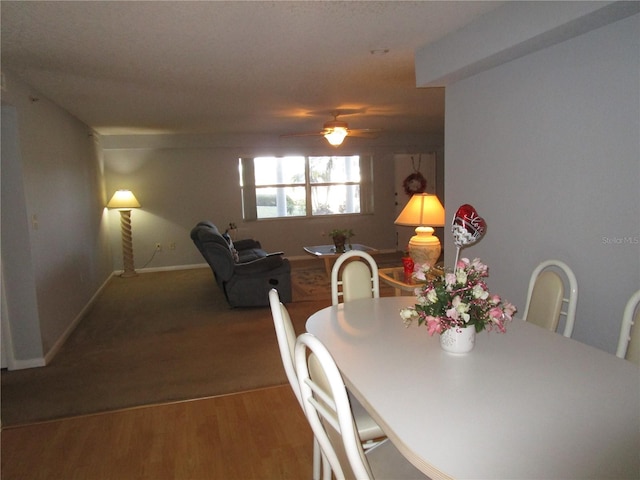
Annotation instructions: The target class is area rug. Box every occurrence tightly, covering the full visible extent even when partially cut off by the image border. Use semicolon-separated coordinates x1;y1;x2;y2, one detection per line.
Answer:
291;266;332;301
291;252;404;301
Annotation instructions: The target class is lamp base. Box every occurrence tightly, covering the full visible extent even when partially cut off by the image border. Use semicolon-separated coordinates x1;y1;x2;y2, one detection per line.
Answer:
407;227;441;267
118;209;138;279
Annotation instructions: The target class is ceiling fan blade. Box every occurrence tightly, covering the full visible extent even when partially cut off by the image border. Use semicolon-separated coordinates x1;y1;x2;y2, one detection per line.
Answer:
280;131;324;138
348;128;382;138
307;108;366;117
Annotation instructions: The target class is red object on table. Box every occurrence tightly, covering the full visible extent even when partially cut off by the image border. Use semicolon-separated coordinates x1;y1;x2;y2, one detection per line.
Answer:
402;256;414;276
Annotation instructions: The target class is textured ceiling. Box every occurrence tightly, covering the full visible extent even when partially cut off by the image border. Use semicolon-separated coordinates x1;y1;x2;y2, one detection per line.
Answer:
1;1;502;137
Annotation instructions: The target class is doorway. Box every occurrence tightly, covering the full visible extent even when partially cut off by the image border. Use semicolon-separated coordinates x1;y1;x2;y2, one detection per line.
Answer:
393;153;436;252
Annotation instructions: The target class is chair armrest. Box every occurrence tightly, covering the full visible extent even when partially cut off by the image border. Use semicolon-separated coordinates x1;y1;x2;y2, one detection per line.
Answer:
233;239;262;251
234;254;287;275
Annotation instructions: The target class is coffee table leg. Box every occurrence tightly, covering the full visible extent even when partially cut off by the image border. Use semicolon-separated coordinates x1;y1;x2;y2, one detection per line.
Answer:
324;258;333;278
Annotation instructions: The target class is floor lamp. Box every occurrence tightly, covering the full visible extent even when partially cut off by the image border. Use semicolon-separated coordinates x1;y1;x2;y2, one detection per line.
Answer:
395;193;445;266
107;190;141;278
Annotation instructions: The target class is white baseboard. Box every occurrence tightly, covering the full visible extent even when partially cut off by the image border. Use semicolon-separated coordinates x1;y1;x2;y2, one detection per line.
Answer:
8;356;46;370
136;263;209;273
42;272;115;367
110;263;208;275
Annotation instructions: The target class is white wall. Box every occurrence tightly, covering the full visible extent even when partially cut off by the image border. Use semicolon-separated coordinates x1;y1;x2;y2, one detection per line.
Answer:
102;133;444;271
1;106;43;367
1;71;113;365
441;14;639;353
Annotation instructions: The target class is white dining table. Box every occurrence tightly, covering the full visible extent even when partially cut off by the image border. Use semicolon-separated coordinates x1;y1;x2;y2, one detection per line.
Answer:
305;296;640;480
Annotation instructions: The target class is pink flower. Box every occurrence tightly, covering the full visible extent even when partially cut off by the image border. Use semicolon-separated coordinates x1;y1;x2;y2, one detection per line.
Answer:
412;262;436;281
413;268;426;281
426;316;443;335
489;306;504;321
503;302;517;320
445;272;457;288
493;318;507;333
470;257;488;274
457;258;470;269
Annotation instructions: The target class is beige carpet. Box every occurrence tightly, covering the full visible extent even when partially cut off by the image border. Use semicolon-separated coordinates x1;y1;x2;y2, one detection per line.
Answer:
1;266;334;426
1;254;402;426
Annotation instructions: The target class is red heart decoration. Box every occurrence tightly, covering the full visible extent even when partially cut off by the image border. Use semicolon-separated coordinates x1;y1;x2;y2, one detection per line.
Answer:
451;204;486;247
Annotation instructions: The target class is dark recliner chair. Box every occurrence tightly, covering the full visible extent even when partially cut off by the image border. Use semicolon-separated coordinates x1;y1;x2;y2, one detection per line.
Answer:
190;221;292;307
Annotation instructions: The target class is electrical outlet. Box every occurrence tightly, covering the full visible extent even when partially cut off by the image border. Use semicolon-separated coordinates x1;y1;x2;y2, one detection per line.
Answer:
155;243;162;251
169;242;176;250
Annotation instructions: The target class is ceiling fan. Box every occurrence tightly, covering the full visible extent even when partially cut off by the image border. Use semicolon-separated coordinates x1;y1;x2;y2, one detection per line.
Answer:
281;111;382;146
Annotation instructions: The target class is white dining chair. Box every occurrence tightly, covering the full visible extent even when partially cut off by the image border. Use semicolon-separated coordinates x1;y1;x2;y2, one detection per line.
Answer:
268;289;385;480
331;250;380;306
616;289;640;365
523;259;578;338
294;333;427;480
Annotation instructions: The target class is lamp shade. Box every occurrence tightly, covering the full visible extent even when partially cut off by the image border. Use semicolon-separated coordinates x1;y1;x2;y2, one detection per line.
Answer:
107;190;141;209
394;193;444;227
395;193;445;266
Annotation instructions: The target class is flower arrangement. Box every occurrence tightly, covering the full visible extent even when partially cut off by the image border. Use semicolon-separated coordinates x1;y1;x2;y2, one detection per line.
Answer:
400;257;516;335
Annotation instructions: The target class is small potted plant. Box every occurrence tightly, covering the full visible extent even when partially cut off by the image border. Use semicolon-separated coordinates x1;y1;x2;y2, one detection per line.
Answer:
328;229;354;253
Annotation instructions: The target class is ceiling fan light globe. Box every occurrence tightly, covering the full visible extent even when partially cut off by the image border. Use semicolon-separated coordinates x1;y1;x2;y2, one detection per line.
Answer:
325;127;348;146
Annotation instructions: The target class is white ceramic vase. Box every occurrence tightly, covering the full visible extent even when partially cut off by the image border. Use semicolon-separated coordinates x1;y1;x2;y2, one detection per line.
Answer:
439;326;476;354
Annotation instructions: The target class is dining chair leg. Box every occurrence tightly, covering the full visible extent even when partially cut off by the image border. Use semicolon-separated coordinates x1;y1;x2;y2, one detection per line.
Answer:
321;450;332;480
313;438;321;480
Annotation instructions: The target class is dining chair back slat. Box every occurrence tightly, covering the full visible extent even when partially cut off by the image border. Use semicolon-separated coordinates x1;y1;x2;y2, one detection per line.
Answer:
331;250;380;306
523;260;578;337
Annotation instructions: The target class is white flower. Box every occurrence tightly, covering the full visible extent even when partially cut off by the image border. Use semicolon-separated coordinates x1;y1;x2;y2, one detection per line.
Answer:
452;295;470;322
399;308;418;327
456;269;468;285
472;284;489;300
426;289;438;303
399;308;415;320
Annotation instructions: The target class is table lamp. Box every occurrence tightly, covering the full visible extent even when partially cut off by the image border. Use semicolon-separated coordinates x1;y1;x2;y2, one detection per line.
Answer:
107;189;141;277
394;193;445;266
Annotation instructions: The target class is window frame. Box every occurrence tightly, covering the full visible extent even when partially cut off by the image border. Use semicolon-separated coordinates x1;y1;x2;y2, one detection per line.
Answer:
240;155;373;220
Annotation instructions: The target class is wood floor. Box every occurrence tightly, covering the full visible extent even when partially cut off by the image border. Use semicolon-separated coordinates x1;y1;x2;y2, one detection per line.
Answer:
1;385;314;480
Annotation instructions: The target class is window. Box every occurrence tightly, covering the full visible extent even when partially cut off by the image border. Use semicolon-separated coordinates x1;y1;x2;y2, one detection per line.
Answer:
240;155;373;220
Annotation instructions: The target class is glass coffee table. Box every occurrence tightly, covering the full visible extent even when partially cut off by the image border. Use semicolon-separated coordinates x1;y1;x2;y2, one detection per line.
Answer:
378;264;444;296
378;267;424;296
303;244;377;277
